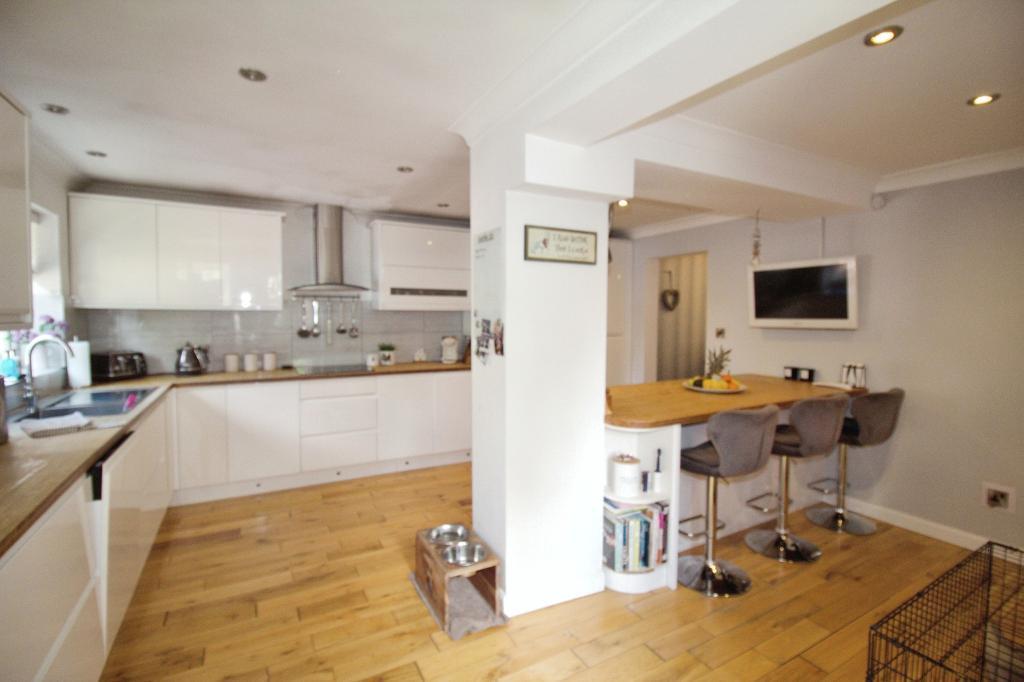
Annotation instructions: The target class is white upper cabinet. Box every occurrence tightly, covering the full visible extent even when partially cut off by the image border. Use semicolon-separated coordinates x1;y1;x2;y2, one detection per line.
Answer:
156;203;222;308
70;195;159;309
371;220;470;311
0;91;32;330
70;193;282;310
220;209;282;310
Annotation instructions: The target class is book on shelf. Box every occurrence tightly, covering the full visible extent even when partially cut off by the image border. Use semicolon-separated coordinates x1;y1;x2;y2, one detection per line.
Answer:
603;498;669;572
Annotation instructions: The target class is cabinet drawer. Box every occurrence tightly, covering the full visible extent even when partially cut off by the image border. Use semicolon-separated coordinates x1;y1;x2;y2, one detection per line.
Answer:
299;376;376;399
301;431;378;471
301;395;377;436
0;479;94;682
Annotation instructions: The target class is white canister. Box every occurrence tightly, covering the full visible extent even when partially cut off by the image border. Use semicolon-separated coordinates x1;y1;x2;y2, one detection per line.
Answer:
224;353;240;373
262;352;278;372
67;339;92;388
243;352;260;372
610;453;642;498
365;353;379;370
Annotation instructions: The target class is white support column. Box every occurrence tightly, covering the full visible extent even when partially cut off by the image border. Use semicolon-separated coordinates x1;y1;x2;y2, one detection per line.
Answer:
469;129;623;617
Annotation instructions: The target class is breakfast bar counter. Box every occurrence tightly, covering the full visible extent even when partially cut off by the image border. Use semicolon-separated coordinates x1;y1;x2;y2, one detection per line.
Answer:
602;374;857;594
605;374;855;428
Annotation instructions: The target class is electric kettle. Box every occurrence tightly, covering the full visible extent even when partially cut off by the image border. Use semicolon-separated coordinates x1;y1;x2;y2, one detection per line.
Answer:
176;342;209;375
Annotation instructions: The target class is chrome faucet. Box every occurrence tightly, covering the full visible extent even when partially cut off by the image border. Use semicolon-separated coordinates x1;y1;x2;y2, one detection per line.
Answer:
24;334;75;413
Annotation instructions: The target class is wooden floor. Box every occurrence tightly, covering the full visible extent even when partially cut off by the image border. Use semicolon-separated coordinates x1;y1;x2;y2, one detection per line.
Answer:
103;463;967;681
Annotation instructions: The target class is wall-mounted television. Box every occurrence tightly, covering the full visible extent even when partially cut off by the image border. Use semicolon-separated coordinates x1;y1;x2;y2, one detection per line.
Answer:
748;256;858;330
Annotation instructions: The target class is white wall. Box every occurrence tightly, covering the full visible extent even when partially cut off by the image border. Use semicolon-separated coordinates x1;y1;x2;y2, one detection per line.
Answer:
470;125;613;616
28;136;84;332
629;169;1024;547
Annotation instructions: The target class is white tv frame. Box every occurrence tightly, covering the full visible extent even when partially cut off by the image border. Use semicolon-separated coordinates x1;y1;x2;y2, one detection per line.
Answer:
748;256;858;330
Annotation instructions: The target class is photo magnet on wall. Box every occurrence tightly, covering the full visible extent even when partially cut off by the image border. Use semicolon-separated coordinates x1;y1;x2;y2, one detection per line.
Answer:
494;319;504;356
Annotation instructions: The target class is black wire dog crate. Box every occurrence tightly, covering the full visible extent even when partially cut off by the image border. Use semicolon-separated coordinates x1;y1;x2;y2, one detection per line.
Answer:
868;542;1023;680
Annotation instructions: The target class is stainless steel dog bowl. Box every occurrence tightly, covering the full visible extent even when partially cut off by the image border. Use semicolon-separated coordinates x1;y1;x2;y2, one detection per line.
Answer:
428;523;469;545
442;541;487;567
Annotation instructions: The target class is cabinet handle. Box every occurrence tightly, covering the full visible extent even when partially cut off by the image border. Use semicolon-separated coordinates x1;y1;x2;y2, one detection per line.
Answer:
87;430;134;501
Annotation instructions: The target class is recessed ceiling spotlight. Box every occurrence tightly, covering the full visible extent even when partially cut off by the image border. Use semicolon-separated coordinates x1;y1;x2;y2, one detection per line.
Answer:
396;166;414;173
967;93;1001;107
238;67;267;82
86;150;107;158
42;103;69;115
617;199;630;208
864;25;903;46
436;202;450;208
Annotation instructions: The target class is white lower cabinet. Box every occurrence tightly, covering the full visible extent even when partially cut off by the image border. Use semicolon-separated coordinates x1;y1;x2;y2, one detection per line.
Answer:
227;382;300;482
103;400;170;652
176;386;229;488
171;372;470;495
377;374;435;461
433;371;472;454
45;585;106;681
0;478;104;682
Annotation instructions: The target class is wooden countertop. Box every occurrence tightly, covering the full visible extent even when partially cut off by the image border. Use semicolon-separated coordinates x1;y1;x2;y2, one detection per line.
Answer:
104;361;470;389
0;362;469;560
606;374;859;429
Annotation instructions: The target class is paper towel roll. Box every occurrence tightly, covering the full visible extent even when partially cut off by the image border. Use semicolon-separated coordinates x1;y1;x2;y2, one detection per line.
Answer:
610;453;641;498
67;339;92;388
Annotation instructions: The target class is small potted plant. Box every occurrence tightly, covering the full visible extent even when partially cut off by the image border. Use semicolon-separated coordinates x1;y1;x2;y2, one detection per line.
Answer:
378;343;396;366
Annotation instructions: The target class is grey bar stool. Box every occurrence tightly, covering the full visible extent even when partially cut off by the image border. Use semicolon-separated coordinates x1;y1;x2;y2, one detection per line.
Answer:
678;405;779;597
807;388;905;535
745;394;848;563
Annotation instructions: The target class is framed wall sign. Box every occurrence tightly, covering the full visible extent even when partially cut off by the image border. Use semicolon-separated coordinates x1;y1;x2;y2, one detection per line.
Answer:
524;225;598;265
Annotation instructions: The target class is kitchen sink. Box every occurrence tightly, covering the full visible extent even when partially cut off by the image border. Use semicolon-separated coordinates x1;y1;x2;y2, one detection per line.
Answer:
15;389;153;422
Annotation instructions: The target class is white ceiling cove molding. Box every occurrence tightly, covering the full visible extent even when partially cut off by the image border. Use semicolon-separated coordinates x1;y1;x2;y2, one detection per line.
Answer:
626;212;741;240
875;147;1024;193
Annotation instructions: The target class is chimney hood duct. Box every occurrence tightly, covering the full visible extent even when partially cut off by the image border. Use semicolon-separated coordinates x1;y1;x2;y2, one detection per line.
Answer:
288;204;366;298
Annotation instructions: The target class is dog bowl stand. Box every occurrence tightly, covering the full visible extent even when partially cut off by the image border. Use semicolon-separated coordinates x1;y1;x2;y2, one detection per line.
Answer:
414;528;502;637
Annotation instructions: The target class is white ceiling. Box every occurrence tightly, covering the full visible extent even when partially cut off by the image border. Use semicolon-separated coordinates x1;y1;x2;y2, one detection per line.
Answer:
681;0;1024;175
0;0;590;217
2;0;1021;232
614;0;1024;232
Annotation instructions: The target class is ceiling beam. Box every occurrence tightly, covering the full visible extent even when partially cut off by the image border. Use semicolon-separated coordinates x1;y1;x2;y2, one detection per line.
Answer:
531;0;904;146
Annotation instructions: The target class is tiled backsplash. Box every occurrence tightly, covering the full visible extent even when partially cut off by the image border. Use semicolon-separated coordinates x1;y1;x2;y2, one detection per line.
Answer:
86;300;467;374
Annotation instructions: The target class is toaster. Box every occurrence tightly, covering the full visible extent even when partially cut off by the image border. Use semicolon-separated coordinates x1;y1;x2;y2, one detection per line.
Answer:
91;351;147;382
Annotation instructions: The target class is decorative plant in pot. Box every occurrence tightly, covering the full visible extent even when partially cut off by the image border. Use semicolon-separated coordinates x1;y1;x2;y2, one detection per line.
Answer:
378;343;396;366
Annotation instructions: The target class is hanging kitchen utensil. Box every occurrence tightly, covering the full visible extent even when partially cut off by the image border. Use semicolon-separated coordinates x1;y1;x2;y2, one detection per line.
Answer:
297;300;311;338
325;300;333;346
310;300;321;337
348;303;359;338
336;299;348;335
660;271;680;311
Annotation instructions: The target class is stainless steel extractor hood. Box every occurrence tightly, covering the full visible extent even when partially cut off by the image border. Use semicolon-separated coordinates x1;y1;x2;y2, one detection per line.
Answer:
288;204;366;298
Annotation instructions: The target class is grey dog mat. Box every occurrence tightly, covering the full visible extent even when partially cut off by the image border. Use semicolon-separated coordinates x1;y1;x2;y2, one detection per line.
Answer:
409;572;507;640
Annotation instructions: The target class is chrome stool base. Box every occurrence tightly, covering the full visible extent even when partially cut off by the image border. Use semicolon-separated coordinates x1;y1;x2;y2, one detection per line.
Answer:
745;529;821;563
805;507;876;536
678;556;751;598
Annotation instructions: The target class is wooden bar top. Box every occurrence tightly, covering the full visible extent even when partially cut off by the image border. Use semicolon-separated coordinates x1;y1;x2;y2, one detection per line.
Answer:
605;374;858;429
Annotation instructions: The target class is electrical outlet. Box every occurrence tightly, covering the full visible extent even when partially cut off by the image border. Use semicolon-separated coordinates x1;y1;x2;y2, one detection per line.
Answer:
983;482;1016;512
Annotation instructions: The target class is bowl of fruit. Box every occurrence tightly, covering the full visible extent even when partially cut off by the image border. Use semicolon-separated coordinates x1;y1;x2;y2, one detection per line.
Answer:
683;346;746;394
683;373;745;394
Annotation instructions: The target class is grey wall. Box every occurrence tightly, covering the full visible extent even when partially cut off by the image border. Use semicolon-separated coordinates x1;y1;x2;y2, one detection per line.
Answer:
79;182;468;372
630;169;1024;546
